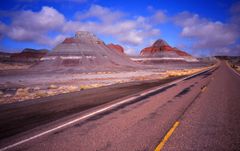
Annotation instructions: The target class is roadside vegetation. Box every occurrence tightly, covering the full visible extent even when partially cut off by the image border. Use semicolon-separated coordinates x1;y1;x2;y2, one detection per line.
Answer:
227;57;240;73
0;67;208;104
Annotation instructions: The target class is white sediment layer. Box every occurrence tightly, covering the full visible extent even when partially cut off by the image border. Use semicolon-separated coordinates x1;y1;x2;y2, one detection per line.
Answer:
131;57;199;62
35;31;138;71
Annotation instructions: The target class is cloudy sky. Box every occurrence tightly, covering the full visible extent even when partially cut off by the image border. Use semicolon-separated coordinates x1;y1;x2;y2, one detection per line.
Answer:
0;0;239;56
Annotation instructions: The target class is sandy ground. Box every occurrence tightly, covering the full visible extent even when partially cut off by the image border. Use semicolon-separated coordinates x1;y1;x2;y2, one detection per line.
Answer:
234;65;240;73
0;62;32;70
0;65;211;104
237;66;240;71
228;61;240;73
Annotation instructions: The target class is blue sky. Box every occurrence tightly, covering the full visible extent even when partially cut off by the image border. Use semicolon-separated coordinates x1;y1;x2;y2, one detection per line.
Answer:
0;0;239;56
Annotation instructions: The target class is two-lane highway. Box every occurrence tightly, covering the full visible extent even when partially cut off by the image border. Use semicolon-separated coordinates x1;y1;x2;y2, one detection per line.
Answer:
1;61;240;151
162;61;240;150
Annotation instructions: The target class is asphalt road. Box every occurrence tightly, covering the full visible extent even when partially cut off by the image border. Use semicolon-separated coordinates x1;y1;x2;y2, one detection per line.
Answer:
1;61;240;151
0;76;182;140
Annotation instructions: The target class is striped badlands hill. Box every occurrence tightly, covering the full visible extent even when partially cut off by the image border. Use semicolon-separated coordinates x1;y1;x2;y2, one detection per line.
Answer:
34;31;139;72
140;39;198;62
107;43;124;54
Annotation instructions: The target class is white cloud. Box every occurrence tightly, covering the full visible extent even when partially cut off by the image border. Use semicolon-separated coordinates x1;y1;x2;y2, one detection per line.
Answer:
124;46;138;56
211;44;240;56
7;26;38;41
61;19;153;46
0;21;7;38
63;5;161;48
119;30;143;45
12;6;64;31
76;4;124;23
151;10;166;23
181;21;236;48
1;6;65;46
173;11;239;55
1;5;163;54
36;34;66;47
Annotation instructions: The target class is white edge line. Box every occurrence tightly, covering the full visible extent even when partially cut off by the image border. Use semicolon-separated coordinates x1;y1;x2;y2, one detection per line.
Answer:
0;66;215;151
226;61;240;77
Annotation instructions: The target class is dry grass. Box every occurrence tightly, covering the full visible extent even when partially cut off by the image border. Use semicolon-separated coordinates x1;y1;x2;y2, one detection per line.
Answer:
48;84;58;89
0;62;31;70
228;62;240;73
131;67;207;81
236;66;240;72
0;66;209;104
80;84;103;90
166;67;207;77
0;83;107;104
131;74;164;81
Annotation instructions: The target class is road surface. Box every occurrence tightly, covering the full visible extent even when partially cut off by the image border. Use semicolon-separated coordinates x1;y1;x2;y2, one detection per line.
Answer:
0;61;240;151
0;76;182;140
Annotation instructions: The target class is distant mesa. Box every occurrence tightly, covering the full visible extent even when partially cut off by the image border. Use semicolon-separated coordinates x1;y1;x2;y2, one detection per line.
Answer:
0;48;48;63
36;31;138;72
138;39;198;62
0;51;12;58
11;48;48;62
107;43;124;54
22;48;48;54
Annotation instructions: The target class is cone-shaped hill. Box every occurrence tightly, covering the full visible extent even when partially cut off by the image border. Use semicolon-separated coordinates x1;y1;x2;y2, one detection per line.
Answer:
140;39;198;62
35;31;139;72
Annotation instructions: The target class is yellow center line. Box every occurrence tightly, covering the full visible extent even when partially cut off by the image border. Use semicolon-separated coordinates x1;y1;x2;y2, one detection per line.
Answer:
154;121;180;151
154;83;208;150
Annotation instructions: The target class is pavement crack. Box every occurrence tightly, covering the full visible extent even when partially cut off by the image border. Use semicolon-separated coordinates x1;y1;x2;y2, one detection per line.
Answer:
177;80;212;121
175;84;194;98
